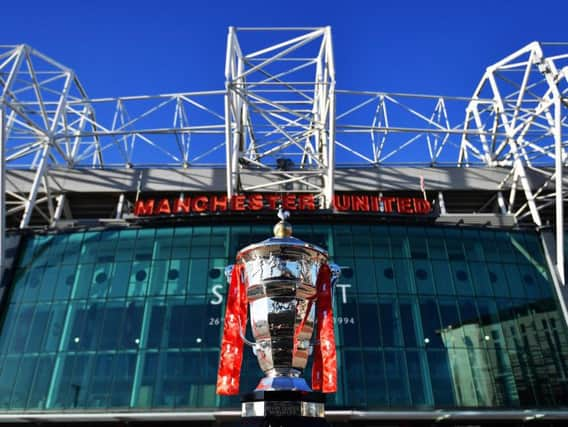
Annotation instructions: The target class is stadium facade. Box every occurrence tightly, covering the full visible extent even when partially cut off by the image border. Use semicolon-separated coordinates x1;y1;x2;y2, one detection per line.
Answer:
0;28;568;426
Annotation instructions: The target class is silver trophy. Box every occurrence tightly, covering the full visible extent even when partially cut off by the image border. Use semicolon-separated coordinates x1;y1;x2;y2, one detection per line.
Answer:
226;209;340;393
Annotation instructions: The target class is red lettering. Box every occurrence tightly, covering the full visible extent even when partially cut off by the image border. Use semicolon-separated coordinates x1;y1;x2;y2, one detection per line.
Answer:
413;198;432;214
398;197;413;214
136;193;432;217
173;197;190;214
382;197;396;213
210;195;228;212
231;195;246;211
282;194;297;210
266;195;281;210
134;199;155;216
192;196;209;212
248;194;263;211
352;195;370;212
333;194;351;211
298;194;316;210
155;198;171;215
370;195;380;212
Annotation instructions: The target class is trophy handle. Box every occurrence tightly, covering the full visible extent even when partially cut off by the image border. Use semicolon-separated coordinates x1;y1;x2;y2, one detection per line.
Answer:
225;265;257;348
239;318;257;347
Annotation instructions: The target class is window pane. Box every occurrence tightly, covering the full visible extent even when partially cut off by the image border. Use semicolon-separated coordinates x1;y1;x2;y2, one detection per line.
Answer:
354;258;376;293
432;260;455;295
426;228;446;259
0;304;19;354
363;350;387;406
336;295;359;347
393;259;414;294
470;262;493;297
351;226;371;257
343;350;366;406
87;353;113;408
188;259;208;295
427;349;455;406
167;258;190;296
191;227;210;258
26;305;50;353
450;261;474;296
371;227;390;258
379;298;403;347
359;297;380;347
9;305;35;353
406;350;429;406
121;301;144;349
27;356;54;409
412;259;435;295
375;259;396;294
389;226;408;258
0;356;21;408
147;303;166;349
333;225;353;257
399;299;420;347
462;229;484;262
98;302;125;350
438;298;463;349
10;356;37;408
110;353;135;407
419;298;443;348
154;228;174;259
385;350;411;405
53;265;75;300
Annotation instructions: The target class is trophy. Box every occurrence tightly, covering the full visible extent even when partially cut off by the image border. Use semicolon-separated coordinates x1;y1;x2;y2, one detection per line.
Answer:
217;209;340;424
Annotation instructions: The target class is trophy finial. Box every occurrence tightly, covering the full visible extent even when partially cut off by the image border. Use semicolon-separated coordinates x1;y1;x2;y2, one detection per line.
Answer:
274;206;292;238
277;206;290;221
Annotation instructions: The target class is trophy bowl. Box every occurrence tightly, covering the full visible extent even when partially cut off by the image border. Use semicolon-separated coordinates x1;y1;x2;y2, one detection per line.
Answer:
236;235;329;391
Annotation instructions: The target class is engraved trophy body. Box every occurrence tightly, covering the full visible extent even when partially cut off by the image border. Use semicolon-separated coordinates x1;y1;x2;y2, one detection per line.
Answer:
217;210;340;424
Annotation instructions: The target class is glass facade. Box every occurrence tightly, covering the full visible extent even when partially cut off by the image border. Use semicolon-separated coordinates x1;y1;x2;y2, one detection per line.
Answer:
0;223;567;412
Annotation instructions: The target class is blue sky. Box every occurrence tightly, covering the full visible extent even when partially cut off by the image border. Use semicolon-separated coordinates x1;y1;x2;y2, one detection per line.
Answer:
3;0;567;99
2;0;567;167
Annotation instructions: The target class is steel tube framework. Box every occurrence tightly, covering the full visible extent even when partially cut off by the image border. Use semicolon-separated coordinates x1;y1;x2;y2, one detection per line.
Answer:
0;31;567;291
223;27;336;206
458;41;568;289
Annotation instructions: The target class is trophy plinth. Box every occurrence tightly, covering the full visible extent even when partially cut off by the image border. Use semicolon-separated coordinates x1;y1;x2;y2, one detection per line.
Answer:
217;209;339;426
241;390;328;427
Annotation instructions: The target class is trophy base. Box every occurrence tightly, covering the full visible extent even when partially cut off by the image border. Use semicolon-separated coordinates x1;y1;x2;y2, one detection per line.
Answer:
241;390;329;427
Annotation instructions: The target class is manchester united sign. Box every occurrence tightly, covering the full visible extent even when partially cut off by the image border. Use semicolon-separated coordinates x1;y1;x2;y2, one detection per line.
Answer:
133;193;432;216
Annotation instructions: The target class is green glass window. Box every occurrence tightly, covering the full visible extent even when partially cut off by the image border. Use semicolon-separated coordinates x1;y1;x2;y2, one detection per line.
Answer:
0;224;566;412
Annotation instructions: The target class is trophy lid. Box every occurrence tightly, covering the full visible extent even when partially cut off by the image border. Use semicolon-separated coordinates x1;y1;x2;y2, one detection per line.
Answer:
236;207;328;260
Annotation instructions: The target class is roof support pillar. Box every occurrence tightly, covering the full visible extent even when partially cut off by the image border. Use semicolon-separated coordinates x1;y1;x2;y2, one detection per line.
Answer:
19;141;50;228
51;194;66;226
497;191;507;215
438;191;447;214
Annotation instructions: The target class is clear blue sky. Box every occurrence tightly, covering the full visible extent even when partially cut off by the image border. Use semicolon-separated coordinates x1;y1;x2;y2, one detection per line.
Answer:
3;0;567;99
